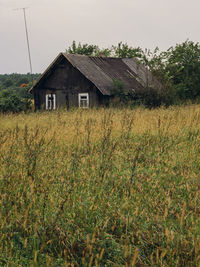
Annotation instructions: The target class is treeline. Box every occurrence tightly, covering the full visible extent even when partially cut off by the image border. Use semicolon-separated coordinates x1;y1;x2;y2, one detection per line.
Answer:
67;40;200;107
0;73;40;112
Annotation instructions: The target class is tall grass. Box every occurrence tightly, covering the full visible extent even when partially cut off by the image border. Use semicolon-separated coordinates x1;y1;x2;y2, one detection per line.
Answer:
0;106;200;266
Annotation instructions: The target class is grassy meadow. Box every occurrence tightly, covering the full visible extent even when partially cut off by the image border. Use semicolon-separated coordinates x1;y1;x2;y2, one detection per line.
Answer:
0;106;200;266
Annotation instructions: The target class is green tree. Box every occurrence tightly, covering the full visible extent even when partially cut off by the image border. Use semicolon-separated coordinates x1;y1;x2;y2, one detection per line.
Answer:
3;79;14;88
164;40;200;99
67;41;113;57
112;42;143;59
67;41;100;56
16;77;29;86
0;89;31;113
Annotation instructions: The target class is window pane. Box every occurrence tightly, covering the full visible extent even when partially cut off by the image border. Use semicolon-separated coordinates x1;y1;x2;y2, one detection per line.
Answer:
80;100;87;107
81;96;87;100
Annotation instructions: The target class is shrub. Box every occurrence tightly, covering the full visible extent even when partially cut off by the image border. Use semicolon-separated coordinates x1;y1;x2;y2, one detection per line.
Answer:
110;79;171;108
0;88;32;113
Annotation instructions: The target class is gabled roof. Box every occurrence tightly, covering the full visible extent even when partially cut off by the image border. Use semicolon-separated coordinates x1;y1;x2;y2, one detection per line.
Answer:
31;53;162;95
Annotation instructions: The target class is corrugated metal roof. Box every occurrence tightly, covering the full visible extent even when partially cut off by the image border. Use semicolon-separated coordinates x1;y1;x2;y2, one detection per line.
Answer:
64;54;113;95
31;53;162;95
122;58;162;90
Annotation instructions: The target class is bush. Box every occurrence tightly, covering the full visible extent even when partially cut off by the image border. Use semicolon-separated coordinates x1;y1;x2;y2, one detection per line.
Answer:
110;79;129;106
110;79;173;108
0;88;32;113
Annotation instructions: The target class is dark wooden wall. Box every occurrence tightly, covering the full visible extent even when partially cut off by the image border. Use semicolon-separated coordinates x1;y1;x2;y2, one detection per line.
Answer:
34;57;104;110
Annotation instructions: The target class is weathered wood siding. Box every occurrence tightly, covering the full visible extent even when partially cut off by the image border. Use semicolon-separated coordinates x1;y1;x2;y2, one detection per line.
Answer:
34;58;102;110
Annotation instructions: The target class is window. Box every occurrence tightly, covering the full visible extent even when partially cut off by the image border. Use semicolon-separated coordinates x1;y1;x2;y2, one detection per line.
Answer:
46;94;56;110
78;93;89;108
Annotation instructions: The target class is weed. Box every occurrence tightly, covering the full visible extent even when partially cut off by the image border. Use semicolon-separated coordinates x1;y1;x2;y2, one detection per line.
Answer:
0;106;200;266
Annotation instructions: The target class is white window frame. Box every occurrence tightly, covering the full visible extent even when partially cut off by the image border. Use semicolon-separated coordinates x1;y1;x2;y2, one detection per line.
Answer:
78;93;89;108
46;93;56;110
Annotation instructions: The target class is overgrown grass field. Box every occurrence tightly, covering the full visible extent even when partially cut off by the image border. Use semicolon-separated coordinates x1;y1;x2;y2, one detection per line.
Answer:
0;106;200;266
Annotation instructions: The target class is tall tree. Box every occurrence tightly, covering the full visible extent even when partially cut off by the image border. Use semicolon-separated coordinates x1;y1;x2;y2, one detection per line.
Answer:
165;40;200;99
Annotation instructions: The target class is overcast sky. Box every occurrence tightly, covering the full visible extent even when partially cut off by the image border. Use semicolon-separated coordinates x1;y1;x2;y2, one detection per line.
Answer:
0;0;200;74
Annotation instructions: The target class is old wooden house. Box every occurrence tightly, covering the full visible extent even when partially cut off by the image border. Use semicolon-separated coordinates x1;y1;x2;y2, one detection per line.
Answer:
31;53;161;110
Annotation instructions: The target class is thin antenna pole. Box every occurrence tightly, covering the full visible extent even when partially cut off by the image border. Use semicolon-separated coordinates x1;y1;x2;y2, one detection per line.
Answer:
23;8;33;81
14;7;33;85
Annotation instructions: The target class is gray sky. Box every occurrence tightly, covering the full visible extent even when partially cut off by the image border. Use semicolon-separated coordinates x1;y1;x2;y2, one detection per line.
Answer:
0;0;200;74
